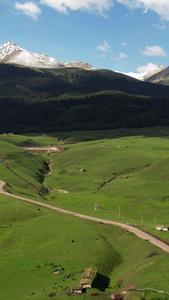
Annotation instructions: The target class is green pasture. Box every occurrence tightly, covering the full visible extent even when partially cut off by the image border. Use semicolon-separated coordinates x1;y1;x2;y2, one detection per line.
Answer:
0;134;59;147
0;137;51;199
1;197;169;300
45;132;169;235
1;128;169;299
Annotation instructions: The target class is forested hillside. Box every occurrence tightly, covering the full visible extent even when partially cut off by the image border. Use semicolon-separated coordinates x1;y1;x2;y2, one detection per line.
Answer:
1;63;169;133
1;92;169;133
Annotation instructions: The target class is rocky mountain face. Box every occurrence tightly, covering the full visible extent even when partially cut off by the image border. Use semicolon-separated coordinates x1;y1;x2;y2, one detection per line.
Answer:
0;41;94;70
143;66;166;81
144;66;169;85
122;66;167;82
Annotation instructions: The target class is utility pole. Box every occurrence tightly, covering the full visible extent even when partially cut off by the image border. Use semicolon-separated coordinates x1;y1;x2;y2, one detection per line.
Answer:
94;201;98;212
16;199;19;212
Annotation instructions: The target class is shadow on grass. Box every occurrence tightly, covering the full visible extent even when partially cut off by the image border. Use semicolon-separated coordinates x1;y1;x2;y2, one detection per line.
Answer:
93;273;110;292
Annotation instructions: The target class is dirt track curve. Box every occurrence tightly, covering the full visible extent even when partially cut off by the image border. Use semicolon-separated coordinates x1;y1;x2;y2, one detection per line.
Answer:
1;180;169;254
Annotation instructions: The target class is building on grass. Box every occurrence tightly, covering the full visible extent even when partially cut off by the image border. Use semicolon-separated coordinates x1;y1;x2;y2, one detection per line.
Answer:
155;225;169;231
71;285;83;294
79;268;98;289
71;268;98;294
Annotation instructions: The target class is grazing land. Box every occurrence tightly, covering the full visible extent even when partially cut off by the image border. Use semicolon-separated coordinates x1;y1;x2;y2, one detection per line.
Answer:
1;128;169;299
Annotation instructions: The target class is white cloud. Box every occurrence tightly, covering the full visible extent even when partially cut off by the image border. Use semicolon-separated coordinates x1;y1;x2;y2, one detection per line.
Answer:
121;42;128;46
116;52;128;61
15;1;41;19
12;0;169;21
40;0;114;15
137;63;159;73
141;45;168;57
97;40;110;52
116;0;169;21
13;0;169;21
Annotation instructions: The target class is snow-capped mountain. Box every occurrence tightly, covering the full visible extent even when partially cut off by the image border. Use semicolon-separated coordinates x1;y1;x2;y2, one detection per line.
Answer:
0;42;94;70
118;65;167;81
1;42;168;82
143;65;167;81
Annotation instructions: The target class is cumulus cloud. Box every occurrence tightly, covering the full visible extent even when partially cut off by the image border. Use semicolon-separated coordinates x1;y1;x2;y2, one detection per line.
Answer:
40;0;113;15
116;0;169;21
137;63;159;73
97;40;110;52
15;1;41;19
13;0;169;21
141;45;168;57
116;52;128;61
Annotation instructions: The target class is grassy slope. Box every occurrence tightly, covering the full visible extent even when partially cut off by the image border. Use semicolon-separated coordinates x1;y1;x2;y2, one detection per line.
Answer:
1;130;169;299
1;198;169;300
0;136;53;198
46;132;169;234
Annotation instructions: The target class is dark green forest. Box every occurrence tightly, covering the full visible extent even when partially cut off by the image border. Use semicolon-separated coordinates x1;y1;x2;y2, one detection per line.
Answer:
1;63;169;133
1;93;169;133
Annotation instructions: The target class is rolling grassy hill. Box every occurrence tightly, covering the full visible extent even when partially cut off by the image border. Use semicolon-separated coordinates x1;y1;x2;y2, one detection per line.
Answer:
1;129;169;299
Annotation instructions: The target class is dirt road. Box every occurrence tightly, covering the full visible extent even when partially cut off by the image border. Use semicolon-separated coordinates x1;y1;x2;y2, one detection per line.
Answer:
1;180;169;254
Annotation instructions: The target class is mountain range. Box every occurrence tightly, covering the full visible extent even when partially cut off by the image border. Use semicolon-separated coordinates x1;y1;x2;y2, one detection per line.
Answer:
0;41;94;70
1;41;169;133
1;41;169;84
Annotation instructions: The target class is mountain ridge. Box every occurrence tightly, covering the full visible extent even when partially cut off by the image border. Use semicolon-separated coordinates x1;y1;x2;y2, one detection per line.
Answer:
1;41;169;84
0;41;94;70
1;56;169;132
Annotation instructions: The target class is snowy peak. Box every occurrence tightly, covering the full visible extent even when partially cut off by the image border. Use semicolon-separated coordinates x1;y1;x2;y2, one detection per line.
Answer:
118;65;167;81
0;41;21;60
0;41;64;68
143;65;167;82
0;41;94;70
143;65;166;80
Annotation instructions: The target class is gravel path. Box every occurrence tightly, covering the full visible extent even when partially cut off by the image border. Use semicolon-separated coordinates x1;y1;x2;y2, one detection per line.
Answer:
1;180;169;253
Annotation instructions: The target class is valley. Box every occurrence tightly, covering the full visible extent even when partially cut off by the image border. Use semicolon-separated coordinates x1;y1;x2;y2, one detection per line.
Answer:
1;129;169;299
1;43;169;299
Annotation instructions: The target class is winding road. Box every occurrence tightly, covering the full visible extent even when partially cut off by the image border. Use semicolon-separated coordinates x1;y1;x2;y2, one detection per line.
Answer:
1;180;169;254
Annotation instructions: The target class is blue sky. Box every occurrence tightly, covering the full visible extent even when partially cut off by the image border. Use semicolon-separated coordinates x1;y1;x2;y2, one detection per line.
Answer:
1;0;169;75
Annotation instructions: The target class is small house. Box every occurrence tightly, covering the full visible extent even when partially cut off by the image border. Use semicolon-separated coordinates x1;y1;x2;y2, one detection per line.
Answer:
71;285;83;294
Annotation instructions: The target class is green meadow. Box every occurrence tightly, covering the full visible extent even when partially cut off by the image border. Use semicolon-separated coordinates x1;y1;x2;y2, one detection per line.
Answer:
1;129;169;299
